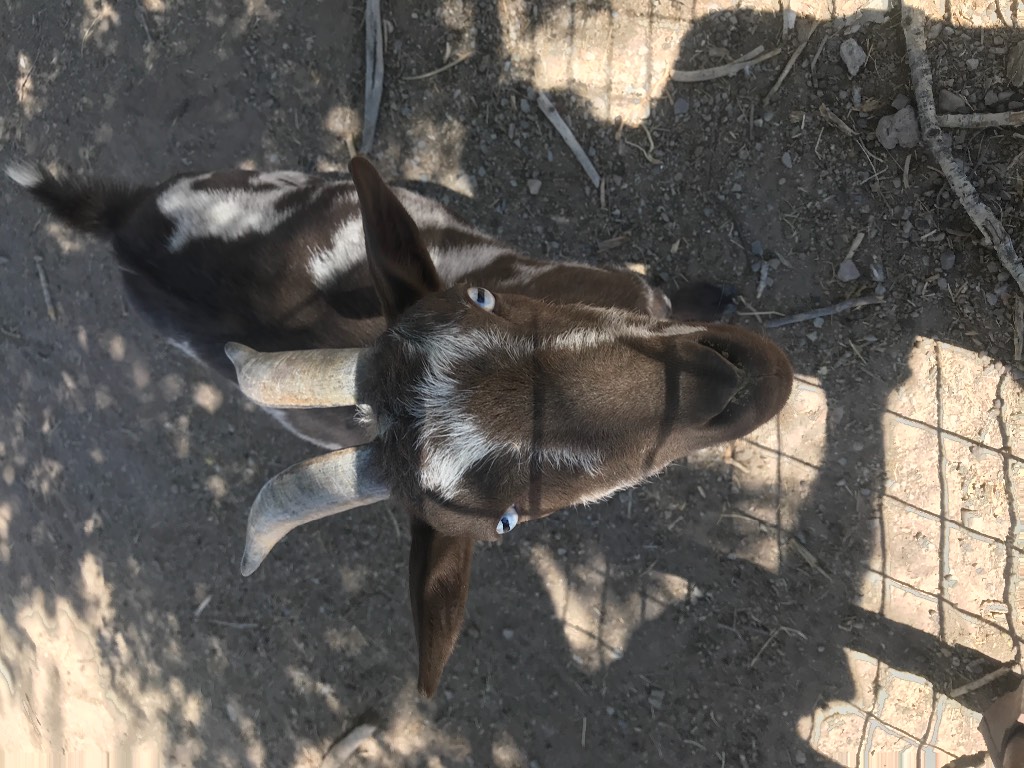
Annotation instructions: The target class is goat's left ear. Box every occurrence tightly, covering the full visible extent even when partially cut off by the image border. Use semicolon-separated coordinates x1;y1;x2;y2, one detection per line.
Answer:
408;516;474;698
349;156;442;324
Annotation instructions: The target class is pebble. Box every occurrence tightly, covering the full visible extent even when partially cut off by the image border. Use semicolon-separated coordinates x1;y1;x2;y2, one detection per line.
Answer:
502;628;515;640
940;250;956;270
519;98;531;113
937;89;969;113
891;94;910;110
985;90;999;107
876;106;919;150
781;151;793;169
967;58;980;71
674;96;690;116
526;179;542;195
837;259;861;282
840;38;867;76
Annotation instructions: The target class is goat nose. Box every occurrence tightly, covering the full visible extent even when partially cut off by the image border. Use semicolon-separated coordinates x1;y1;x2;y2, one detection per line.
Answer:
680;343;741;422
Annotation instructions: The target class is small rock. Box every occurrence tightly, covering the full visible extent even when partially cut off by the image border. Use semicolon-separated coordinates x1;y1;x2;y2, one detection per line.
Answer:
794;750;807;766
674;96;689;116
985;90;999;107
502;628;515;640
1009;41;1024;87
891;93;910;110
937;89;969;113
526;179;542;195
869;262;886;282
812;317;825;328
967;58;980;71
940;250;956;270
840;38;867;76
837;259;861;282
751;240;765;258
519;97;531;113
876;105;919;150
781;151;793;169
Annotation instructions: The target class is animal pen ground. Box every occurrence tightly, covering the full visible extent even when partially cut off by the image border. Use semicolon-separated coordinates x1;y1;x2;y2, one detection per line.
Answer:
2;0;1024;766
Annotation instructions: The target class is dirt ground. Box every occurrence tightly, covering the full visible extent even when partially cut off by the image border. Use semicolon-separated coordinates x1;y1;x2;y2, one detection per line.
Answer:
3;0;1024;766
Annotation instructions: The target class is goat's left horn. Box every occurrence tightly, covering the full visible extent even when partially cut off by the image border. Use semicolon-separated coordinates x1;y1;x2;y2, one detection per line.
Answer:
225;342;368;408
240;444;390;576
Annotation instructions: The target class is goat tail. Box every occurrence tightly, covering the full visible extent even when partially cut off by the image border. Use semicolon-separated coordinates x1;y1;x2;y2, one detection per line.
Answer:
6;161;145;235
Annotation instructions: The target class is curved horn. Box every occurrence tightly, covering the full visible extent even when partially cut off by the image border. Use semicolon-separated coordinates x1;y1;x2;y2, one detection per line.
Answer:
240;444;390;576
225;342;369;408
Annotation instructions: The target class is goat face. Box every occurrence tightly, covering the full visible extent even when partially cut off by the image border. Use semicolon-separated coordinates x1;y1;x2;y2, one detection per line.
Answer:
368;288;791;541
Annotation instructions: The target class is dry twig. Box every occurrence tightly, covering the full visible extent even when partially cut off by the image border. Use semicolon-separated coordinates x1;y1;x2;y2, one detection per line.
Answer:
671;47;782;83
360;0;384;154
937;111;1024;130
818;104;857;136
34;254;56;321
764;296;883;328
948;664;1015;699
403;51;473;81
902;5;1024;295
764;21;821;104
536;92;601;188
1014;296;1023;362
321;724;377;767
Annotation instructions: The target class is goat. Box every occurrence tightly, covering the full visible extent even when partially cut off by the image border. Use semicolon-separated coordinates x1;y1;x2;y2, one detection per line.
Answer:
8;157;793;696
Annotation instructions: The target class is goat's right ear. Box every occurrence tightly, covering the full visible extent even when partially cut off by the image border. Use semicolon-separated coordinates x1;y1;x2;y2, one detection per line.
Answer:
408;516;474;698
349;156;441;324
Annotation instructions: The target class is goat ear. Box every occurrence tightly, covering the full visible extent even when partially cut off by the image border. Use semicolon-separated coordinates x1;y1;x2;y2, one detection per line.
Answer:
348;156;441;323
408;516;474;698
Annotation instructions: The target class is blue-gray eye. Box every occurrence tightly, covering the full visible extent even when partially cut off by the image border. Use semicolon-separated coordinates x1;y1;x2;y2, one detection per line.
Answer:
468;287;496;311
496;506;519;534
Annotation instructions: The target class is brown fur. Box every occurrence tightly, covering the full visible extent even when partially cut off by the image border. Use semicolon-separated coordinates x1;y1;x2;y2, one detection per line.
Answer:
11;155;793;697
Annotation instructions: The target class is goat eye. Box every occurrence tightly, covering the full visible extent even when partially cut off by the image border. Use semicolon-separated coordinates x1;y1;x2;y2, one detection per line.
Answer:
496;506;519;535
467;287;496;311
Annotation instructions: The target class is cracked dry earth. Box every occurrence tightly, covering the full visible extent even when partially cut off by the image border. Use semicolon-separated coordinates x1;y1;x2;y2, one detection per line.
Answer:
3;0;1024;766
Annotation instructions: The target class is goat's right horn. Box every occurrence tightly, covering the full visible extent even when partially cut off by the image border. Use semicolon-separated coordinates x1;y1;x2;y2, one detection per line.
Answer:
240;444;390;576
225;343;368;408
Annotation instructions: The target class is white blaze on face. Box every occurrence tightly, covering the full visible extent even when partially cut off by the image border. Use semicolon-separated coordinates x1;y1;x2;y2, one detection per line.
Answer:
409;316;705;502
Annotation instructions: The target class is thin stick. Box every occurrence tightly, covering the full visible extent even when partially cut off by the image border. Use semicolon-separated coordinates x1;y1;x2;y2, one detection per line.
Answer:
810;34;828;74
360;0;384;154
536;92;601;188
764;295;882;328
207;619;258;629
749;628;780;668
937;111;1024;130
903;5;1024;295
764;21;821;104
818;104;857;136
1014;296;1023;362
671;47;782;83
403;51;473;81
320;724;378;767
949;664;1015;699
581;717;587;748
843;231;866;262
33;254;56;321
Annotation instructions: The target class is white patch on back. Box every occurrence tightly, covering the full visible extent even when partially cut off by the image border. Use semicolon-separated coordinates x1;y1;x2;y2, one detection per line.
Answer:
431;244;510;286
307;215;365;288
158;175;316;252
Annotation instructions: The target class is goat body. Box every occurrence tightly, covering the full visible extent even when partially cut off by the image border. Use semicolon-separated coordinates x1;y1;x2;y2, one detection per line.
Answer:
9;158;793;696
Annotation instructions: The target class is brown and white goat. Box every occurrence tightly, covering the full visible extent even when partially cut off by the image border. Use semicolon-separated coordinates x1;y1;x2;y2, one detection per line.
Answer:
8;157;793;696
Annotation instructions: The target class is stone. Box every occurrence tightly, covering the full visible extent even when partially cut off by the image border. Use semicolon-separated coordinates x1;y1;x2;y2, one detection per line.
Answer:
937;89;969;113
674;97;689;116
837;259;861;282
1008;41;1024;87
840;38;868;76
940;250;956;270
891;93;910;110
526;179;542;195
876;106;919;150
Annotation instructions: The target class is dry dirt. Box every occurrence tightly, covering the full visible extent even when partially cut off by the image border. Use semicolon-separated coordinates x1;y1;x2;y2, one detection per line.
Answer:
3;0;1024;766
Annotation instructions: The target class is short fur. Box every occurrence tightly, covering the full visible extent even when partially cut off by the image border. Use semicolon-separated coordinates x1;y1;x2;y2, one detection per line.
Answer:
9;157;793;697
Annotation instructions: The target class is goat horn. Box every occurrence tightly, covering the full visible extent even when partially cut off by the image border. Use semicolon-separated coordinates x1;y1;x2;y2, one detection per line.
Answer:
240;444;390;576
225;342;369;408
